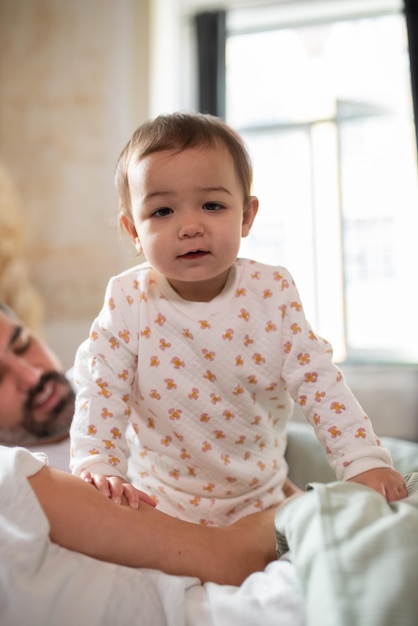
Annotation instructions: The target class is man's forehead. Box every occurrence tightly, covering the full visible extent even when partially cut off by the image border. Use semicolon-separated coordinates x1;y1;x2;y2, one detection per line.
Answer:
0;309;18;330
0;309;11;332
0;311;20;355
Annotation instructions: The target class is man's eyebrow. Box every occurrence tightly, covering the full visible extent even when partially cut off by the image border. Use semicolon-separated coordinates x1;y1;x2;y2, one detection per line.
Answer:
8;325;23;348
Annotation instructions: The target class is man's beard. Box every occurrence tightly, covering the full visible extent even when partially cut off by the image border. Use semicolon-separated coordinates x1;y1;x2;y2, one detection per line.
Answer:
0;371;75;447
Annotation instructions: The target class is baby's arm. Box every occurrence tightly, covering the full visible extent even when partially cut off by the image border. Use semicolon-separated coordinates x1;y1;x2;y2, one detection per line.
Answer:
81;471;156;509
348;467;408;502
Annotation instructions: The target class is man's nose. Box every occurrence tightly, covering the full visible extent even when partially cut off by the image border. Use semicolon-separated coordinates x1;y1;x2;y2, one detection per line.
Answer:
8;354;43;391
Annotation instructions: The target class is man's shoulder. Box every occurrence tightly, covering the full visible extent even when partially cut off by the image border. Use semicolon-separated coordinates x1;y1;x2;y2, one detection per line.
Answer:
0;445;47;482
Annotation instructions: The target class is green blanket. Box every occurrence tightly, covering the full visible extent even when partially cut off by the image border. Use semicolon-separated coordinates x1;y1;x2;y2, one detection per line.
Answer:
275;482;418;626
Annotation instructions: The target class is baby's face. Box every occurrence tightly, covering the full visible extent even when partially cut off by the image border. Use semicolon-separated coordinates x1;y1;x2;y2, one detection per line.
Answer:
124;144;258;301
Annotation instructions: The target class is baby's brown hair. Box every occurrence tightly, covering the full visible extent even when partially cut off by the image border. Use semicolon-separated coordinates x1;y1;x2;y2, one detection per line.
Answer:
115;112;253;224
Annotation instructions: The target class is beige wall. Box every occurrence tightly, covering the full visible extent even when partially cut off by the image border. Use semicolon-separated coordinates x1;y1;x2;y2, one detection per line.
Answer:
0;0;151;368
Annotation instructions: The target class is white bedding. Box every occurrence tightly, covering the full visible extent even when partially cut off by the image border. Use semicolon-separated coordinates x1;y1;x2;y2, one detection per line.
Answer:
0;445;305;626
188;557;304;626
275;480;418;626
20;425;418;626
27;437;71;471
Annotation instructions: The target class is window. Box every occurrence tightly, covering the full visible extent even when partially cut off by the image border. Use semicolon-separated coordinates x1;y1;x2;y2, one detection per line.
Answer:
226;0;418;363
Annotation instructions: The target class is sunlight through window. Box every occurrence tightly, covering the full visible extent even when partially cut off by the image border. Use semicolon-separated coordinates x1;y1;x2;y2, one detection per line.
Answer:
227;1;418;362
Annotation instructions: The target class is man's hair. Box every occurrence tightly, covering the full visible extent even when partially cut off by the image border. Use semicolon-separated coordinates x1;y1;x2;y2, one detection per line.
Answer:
114;112;254;225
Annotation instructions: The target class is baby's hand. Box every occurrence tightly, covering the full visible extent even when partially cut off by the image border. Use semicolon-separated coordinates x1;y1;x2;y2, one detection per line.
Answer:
80;471;156;509
347;467;408;502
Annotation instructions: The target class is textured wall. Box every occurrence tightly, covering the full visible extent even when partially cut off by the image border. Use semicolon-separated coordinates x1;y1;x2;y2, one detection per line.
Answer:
0;0;150;367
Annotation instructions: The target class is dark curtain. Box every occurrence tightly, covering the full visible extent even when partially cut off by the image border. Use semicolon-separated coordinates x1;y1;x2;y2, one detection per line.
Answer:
194;11;226;118
404;0;418;151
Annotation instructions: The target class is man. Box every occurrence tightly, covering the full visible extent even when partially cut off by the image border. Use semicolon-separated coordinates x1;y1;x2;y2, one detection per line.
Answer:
0;302;75;449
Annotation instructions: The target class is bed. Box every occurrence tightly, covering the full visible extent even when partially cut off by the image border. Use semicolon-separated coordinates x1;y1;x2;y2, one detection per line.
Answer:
19;423;418;626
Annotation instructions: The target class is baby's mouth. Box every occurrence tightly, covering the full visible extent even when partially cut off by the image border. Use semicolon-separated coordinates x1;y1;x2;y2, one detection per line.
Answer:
179;249;209;259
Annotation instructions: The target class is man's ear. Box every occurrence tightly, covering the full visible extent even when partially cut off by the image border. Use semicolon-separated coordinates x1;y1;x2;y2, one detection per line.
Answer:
120;214;142;254
241;196;259;237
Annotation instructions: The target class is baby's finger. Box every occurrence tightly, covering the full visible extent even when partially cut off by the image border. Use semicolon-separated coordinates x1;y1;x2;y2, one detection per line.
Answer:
121;483;140;509
122;483;156;509
92;473;112;498
386;480;408;502
137;489;157;508
107;476;124;504
80;470;93;484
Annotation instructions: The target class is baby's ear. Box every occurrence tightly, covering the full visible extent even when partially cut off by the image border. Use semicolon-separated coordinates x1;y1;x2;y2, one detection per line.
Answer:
133;237;143;255
120;215;142;253
241;196;259;237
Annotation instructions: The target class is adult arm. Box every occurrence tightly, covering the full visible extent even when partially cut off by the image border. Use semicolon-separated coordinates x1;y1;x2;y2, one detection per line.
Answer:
28;464;279;586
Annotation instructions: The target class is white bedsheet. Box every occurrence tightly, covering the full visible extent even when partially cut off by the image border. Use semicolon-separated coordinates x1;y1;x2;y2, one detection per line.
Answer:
186;556;304;626
27;437;71;471
0;445;305;626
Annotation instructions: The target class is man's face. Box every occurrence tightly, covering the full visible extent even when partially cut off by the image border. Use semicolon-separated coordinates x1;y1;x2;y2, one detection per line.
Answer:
0;309;75;445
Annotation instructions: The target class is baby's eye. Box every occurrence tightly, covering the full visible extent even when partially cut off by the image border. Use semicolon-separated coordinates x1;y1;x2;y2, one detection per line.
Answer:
152;207;172;218
203;202;224;211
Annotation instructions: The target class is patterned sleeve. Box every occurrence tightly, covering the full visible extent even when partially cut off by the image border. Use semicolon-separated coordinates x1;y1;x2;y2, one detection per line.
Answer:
70;276;139;478
278;268;392;480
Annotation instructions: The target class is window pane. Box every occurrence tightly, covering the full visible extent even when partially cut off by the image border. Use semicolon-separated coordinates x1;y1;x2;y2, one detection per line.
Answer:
227;5;418;362
341;115;418;360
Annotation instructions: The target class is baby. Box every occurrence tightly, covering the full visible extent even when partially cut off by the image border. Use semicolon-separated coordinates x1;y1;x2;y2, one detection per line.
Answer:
70;112;406;525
